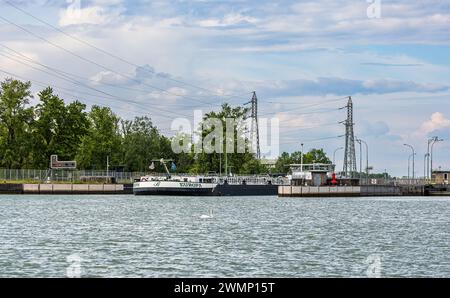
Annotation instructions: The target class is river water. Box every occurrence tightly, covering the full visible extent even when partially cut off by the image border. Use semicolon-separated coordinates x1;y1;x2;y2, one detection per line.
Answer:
0;195;448;277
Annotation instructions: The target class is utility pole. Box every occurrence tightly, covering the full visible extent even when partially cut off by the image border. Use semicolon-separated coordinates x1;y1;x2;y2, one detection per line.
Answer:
107;155;110;177
342;96;357;178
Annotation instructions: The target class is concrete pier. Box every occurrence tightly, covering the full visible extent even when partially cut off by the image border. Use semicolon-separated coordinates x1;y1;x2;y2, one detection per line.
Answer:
279;185;425;197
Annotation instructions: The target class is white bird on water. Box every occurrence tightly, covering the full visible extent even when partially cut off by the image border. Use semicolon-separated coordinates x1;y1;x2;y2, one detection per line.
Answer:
199;209;214;219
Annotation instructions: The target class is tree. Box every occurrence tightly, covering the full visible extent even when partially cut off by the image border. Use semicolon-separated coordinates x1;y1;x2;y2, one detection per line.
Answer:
274;149;331;174
189;103;263;174
30;88;90;168
76;106;122;170
0;78;34;168
121;116;172;172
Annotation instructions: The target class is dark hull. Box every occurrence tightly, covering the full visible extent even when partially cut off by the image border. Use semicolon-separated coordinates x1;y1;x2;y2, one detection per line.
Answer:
134;184;279;196
134;187;215;196
213;184;278;196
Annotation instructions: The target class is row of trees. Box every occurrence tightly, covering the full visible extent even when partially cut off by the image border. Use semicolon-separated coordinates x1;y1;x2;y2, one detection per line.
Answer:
0;78;331;174
0;78;171;171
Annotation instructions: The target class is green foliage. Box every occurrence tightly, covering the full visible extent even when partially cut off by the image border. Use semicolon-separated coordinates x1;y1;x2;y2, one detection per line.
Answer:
121;116;172;172
76;106;122;170
274;149;331;173
0;78;332;175
0;79;34;168
189;103;259;174
31;88;90;168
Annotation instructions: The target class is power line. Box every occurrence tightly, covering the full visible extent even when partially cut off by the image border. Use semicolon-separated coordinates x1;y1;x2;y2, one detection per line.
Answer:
281;122;341;135
0;43;229;109
280;135;344;145
0;15;217;107
259;97;348;116
259;107;342;117
0;53;191;119
0;68;180;132
265;96;348;105
3;0;252;102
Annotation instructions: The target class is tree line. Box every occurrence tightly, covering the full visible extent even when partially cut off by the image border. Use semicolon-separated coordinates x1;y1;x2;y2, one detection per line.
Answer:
0;78;331;174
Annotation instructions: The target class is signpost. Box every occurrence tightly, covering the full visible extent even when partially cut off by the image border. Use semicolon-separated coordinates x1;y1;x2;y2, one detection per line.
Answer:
50;155;77;170
48;155;77;183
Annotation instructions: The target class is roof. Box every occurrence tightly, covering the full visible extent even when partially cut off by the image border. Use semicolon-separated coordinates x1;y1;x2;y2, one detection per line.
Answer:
433;170;450;173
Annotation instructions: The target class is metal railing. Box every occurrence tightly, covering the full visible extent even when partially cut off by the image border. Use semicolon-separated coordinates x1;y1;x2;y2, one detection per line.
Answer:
0;168;146;184
359;178;434;186
0;169;291;185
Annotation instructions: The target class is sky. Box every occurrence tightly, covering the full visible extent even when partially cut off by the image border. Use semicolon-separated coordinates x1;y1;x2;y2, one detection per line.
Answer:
0;0;449;176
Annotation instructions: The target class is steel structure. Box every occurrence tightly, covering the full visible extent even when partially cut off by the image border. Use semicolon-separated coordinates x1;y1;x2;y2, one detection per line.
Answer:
246;92;261;159
342;97;357;178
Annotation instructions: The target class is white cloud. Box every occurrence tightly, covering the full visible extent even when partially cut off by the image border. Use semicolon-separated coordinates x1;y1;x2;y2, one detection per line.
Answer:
90;71;129;85
418;112;450;136
197;13;258;27
58;3;123;26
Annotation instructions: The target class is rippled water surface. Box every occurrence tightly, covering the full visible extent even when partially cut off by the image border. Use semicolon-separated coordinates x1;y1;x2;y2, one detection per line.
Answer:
0;195;449;277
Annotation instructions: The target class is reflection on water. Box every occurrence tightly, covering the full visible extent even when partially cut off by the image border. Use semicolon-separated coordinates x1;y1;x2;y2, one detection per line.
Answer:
0;195;449;277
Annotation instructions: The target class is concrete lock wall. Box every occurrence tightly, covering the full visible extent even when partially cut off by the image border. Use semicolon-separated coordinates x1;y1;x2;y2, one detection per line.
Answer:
279;186;363;197
20;184;131;195
278;185;410;197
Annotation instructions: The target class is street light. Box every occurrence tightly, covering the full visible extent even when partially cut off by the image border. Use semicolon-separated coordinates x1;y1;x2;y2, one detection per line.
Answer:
407;152;416;181
356;139;363;180
427;137;438;179
403;144;415;179
300;143;304;172
333;147;344;166
357;138;369;178
430;138;444;181
424;153;429;179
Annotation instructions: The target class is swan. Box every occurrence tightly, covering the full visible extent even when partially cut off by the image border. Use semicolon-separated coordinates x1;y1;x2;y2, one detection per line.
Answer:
199;209;214;219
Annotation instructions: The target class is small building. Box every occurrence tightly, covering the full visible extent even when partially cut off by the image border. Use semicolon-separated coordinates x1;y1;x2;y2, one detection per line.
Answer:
432;170;449;185
289;164;335;186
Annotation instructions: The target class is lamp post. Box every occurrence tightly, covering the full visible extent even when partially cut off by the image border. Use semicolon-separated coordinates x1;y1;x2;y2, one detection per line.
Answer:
403;144;415;180
407;153;415;181
300;143;304;172
427;137;437;179
424;153;429;180
430;138;443;182
333;147;344;167
360;139;369;178
356;139;363;180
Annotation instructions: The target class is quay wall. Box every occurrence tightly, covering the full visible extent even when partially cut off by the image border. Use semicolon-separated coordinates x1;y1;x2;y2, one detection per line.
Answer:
0;183;133;195
279;185;425;197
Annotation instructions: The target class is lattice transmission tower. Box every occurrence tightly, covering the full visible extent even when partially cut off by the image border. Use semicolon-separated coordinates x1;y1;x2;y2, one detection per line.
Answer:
342;96;357;178
245;91;261;159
